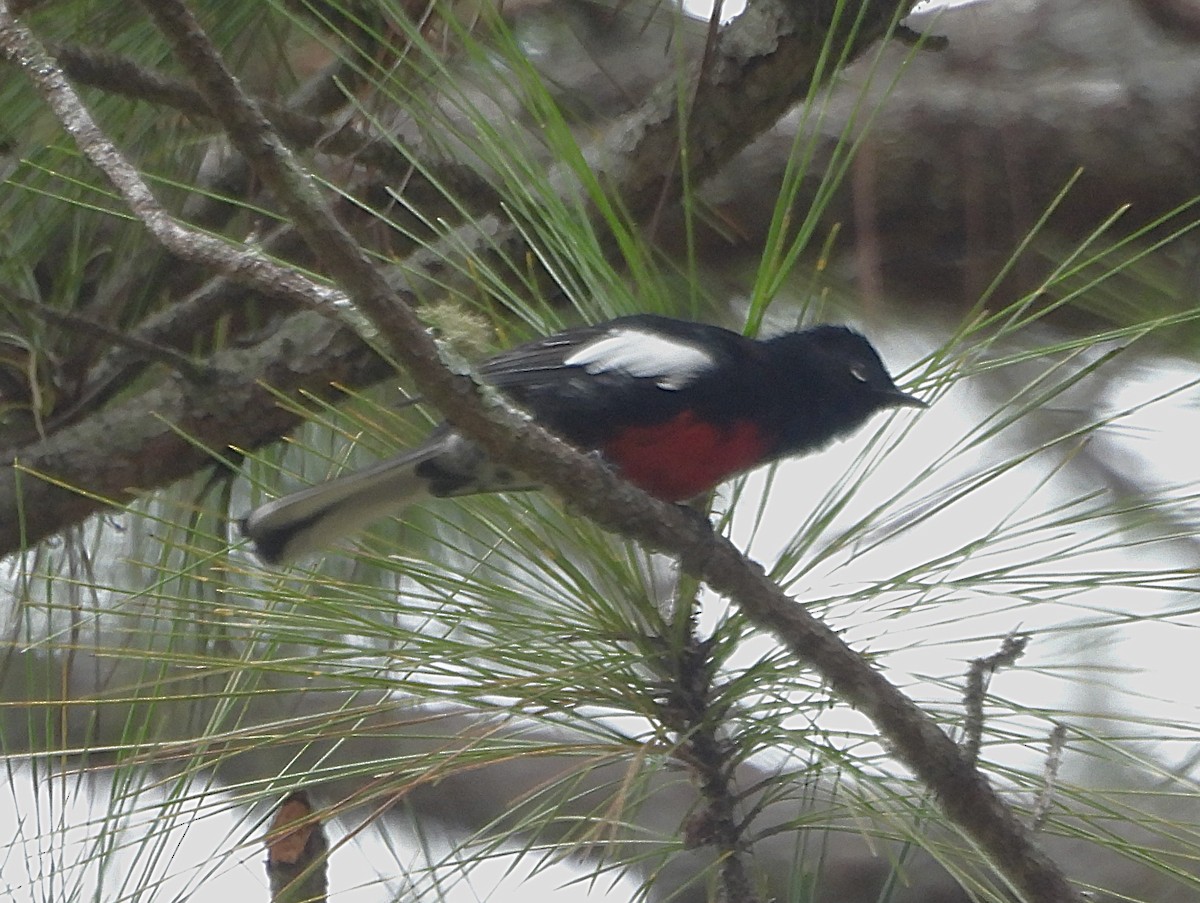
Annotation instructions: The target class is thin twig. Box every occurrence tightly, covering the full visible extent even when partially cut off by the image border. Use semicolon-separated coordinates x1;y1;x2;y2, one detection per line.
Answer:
962;632;1030;765
29;304;209;383
666;631;758;903
1032;723;1068;833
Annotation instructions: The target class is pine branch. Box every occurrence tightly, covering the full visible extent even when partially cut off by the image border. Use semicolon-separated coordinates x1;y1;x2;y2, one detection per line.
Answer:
79;1;1076;900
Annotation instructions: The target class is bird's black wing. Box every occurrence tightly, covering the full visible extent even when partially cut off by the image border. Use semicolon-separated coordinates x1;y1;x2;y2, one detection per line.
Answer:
473;315;743;445
476;315;744;390
475;322;614;391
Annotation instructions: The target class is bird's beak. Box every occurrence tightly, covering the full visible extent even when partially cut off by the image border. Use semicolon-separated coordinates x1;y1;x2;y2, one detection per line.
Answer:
884;388;928;409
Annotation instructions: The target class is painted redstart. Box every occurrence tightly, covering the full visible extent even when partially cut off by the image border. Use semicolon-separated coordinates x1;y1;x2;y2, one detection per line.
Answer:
242;314;925;564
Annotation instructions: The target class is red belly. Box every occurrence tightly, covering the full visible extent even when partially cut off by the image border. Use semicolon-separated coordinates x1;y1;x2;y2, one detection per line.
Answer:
602;412;771;501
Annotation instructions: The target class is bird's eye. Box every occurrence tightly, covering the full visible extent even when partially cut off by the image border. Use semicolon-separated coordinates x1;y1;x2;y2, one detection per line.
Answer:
849;364;869;383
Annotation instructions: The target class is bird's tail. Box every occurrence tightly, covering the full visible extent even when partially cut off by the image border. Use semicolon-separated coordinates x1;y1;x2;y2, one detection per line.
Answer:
242;437;451;565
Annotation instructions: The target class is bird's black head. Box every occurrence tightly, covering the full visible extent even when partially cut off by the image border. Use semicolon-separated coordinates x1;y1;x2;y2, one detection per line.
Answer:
808;325;925;409
764;325;925;454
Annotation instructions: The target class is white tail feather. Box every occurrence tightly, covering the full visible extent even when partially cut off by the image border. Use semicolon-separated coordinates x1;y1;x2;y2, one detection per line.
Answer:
242;443;443;565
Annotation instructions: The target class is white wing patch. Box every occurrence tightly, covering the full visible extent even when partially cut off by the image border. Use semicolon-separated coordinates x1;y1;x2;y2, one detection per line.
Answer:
563;328;714;390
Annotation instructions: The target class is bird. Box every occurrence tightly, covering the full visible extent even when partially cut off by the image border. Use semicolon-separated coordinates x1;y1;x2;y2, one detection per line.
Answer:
242;314;925;564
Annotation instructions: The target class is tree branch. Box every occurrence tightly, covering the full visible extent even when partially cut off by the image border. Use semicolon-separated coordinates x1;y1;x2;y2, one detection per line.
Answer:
0;18;350;316
665;630;759;902
0;310;390;550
